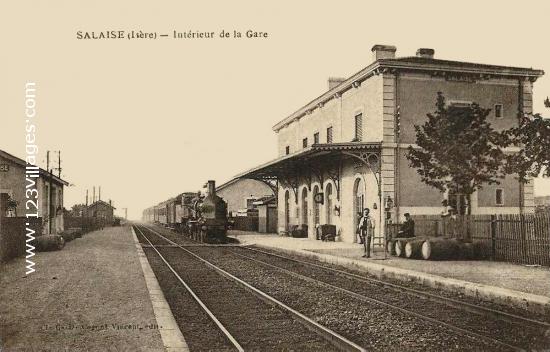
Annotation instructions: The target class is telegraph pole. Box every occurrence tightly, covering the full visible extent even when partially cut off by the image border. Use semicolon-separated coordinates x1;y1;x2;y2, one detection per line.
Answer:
57;151;62;178
47;151;53;234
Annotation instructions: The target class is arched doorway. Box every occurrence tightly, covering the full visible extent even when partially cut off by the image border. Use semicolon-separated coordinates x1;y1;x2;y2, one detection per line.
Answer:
284;190;290;230
312;185;320;227
301;188;308;226
325;183;333;225
353;177;365;242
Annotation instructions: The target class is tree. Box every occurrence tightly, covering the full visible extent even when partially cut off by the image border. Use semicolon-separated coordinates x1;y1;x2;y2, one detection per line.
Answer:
406;92;508;214
70;203;87;217
505;112;550;180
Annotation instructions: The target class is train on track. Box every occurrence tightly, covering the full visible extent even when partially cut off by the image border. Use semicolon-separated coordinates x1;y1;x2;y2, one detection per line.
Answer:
142;180;229;243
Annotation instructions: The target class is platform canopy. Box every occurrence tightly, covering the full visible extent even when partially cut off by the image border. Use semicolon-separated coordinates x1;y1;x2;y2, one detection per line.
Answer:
234;142;381;201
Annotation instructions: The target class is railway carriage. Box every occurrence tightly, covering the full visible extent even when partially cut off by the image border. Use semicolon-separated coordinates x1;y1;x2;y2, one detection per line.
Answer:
142;181;228;242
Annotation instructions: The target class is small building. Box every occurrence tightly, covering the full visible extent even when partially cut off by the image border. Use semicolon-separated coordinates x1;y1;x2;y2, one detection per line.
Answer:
86;200;115;225
253;196;277;233
216;178;274;216
0;149;68;234
235;45;544;244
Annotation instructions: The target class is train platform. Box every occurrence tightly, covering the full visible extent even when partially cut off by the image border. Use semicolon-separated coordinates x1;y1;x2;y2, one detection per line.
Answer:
0;226;175;352
228;231;550;314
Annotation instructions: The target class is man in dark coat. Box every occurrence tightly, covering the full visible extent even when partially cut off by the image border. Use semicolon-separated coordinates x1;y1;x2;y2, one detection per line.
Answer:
357;208;375;258
398;213;415;238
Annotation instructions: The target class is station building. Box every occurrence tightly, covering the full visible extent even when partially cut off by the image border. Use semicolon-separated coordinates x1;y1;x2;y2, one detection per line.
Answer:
236;45;544;244
0;149;68;234
216;178;273;216
86;200;116;224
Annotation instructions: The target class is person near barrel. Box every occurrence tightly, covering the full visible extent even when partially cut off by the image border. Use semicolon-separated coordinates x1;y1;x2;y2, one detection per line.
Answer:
357;208;375;258
397;212;415;238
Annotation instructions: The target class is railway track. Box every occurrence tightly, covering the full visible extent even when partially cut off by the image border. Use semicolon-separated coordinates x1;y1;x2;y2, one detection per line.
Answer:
225;246;550;351
143;224;550;351
234;246;550;327
134;225;364;352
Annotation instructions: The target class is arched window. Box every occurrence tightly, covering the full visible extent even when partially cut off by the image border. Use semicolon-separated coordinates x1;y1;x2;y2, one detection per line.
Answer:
301;188;308;225
312;185;320;226
326;183;333;225
284;190;290;230
353;177;365;235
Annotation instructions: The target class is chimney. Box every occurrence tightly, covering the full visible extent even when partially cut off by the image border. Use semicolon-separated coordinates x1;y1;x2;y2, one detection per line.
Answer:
328;77;346;90
207;180;216;197
109;199;112;207
99;186;101;201
371;44;396;61
93;186;96;203
416;48;435;59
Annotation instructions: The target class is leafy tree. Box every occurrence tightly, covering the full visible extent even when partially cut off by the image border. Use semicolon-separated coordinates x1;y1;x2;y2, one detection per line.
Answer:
406;92;508;214
70;203;87;217
504;113;550;181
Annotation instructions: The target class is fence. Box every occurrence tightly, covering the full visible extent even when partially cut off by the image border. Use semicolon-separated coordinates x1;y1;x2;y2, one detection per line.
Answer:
387;214;550;266
231;216;259;232
64;215;107;233
0;217;42;262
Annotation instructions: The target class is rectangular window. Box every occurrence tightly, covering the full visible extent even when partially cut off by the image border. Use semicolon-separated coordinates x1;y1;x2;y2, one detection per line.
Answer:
326;126;333;143
285;146;290;155
303;138;308;148
495;104;503;119
354;113;363;142
496;189;504;206
313;132;319;144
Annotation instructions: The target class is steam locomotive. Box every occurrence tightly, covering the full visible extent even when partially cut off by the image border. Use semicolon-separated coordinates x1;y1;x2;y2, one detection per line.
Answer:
142;180;228;243
187;180;228;243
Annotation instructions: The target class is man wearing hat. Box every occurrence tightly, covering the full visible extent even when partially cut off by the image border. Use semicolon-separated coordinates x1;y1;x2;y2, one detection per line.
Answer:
398;213;415;238
357;208;375;258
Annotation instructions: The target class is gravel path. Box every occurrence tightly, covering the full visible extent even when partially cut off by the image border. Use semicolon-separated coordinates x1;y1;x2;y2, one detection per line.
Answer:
0;226;163;352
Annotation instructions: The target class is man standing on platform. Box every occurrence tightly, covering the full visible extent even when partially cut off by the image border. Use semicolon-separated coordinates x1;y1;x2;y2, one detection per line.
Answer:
357;208;375;258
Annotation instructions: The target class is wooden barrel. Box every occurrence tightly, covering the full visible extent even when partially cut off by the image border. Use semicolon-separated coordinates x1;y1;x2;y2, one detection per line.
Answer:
395;240;405;257
395;237;421;257
386;239;397;255
59;232;75;242
458;242;475;260
421;238;460;260
34;235;65;252
405;238;426;259
472;241;491;259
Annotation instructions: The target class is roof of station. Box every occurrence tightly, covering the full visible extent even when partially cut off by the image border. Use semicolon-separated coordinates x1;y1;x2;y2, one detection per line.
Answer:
0;149;69;186
272;56;544;132
234;142;381;180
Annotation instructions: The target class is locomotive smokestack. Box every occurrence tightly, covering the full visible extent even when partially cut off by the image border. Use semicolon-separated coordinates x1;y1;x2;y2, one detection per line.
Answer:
207;180;216;196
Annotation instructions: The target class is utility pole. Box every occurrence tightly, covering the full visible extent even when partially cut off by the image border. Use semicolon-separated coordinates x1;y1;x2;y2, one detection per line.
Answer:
47;151;52;234
57;151;62;178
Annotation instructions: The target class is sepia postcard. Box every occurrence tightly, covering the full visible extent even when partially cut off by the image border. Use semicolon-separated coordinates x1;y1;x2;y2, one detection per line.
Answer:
1;1;550;351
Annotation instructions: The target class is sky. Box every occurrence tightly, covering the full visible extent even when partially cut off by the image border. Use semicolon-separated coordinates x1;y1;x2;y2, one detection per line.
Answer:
2;0;550;219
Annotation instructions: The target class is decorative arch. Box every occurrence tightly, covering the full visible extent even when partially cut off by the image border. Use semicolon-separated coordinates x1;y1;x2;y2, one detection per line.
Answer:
325;182;333;225
353;175;366;238
301;187;308;225
284;189;290;230
312;184;320;226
